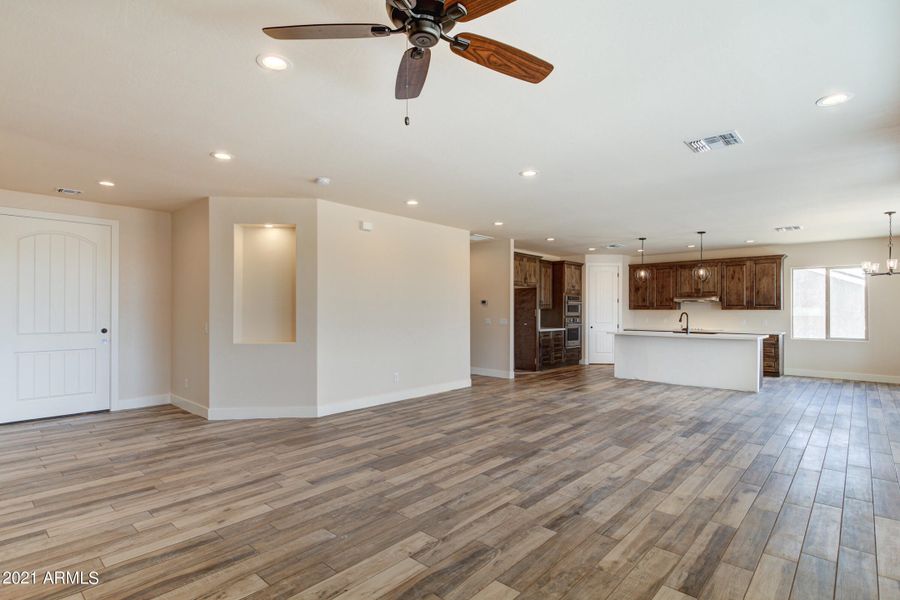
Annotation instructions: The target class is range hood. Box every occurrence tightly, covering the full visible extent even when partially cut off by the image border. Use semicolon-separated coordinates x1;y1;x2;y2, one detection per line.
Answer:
674;295;720;304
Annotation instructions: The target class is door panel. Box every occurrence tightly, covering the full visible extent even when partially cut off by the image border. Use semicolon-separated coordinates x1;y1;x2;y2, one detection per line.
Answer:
588;264;619;364
752;258;781;309
653;267;676;309
514;288;538;371
721;261;751;309
1;215;111;424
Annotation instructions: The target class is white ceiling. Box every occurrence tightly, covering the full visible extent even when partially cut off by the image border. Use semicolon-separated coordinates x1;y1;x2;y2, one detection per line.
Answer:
1;0;898;255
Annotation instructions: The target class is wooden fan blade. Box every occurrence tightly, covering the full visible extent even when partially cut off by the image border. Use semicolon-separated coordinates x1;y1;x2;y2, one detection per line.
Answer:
263;24;394;40
396;48;432;100
446;0;516;22
451;34;553;84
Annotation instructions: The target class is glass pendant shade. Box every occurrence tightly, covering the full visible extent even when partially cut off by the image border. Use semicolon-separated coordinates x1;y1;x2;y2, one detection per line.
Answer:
862;261;873;273
888;258;898;272
864;211;896;276
634;237;651;282
692;264;711;282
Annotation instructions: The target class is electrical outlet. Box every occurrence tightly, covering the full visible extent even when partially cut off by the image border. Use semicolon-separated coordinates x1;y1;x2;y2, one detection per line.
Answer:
184;377;190;390
393;372;400;384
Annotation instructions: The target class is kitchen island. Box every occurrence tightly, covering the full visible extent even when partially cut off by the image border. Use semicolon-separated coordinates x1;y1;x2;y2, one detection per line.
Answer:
614;330;767;392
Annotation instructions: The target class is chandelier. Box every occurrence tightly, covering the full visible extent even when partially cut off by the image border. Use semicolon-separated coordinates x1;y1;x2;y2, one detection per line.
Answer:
634;237;651;282
863;211;897;277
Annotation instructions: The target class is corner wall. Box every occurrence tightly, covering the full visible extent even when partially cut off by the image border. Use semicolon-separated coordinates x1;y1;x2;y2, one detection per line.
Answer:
171;199;209;412
316;200;471;414
470;238;514;378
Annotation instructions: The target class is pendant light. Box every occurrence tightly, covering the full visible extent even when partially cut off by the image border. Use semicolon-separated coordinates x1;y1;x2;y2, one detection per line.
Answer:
863;211;897;277
692;231;712;282
634;237;651;282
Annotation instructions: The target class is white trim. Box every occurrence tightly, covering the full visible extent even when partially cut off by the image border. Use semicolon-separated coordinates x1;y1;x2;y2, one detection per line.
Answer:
207;405;318;420
471;367;515;379
0;205;120;414
170;394;210;419
784;368;900;385
317;379;472;417
115;394;170;410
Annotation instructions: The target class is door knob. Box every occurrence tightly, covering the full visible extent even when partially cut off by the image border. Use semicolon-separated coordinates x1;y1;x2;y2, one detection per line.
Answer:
100;328;108;334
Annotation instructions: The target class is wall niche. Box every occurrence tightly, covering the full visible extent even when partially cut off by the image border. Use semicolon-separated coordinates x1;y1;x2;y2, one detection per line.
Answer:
233;224;297;344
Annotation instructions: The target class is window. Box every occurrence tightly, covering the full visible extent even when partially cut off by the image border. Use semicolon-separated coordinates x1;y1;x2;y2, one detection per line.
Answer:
791;267;867;340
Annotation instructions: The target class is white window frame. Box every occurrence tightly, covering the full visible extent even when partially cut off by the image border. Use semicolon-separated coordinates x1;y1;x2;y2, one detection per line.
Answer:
791;266;869;342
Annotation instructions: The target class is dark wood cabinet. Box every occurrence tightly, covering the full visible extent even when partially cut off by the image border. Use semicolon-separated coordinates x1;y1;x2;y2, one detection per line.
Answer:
752;257;782;310
721;260;752;310
539;330;566;369
514;253;540;288
629;255;784;310
564;263;583;297
653;266;676;309
629;266;653;309
539;260;553;309
763;334;784;377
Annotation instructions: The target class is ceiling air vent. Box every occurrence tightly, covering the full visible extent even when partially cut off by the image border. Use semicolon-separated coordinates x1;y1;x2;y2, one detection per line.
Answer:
56;187;83;196
684;130;744;154
774;225;804;232
470;233;494;242
606;243;625;249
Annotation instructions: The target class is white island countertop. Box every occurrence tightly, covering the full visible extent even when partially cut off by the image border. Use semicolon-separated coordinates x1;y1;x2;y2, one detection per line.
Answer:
617;331;768;341
614;330;766;393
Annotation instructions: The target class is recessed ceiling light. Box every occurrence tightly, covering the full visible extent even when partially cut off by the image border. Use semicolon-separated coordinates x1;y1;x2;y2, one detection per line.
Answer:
520;169;539;178
637;249;645;253
406;199;419;206
816;92;853;107
211;151;233;161
588;247;597;252
257;54;291;71
546;237;555;242
687;244;696;248
98;180;115;187
264;224;274;228
746;240;756;244
493;221;504;226
314;176;331;186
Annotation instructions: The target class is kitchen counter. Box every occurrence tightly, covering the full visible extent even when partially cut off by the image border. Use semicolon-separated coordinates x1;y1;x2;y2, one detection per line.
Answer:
614;330;767;393
625;328;786;336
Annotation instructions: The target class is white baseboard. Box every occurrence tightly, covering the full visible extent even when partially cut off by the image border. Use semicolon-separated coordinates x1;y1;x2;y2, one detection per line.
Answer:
114;394;170;411
207;405;317;421
170;394;210;419
785;368;900;385
317;379;472;417
471;367;515;380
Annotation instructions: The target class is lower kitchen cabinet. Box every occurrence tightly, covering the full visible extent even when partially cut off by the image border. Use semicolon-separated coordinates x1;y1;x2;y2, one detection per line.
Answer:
539;331;566;369
763;334;784;377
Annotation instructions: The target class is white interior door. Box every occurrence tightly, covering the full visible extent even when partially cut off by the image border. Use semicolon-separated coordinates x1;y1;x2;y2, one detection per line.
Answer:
588;263;620;364
0;215;111;424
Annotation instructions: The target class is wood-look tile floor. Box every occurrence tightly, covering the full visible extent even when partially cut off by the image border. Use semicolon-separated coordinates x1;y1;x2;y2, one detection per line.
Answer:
1;366;899;600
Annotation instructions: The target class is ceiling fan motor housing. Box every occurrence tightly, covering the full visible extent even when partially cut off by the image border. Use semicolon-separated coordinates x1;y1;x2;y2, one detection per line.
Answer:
387;0;454;47
408;19;441;47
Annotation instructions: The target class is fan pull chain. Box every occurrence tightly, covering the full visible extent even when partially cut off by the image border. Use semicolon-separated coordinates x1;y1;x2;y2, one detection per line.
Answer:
404;40;411;126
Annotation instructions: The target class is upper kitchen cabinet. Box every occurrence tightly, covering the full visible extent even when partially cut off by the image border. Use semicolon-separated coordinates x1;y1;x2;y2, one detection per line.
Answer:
630;254;785;310
563;262;583;297
514;253;540;288
720;260;752;310
629;265;653;309
675;263;719;299
751;256;783;309
653;266;677;309
539;260;554;309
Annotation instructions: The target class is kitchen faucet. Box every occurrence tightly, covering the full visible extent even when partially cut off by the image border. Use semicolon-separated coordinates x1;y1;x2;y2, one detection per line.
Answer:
679;312;690;334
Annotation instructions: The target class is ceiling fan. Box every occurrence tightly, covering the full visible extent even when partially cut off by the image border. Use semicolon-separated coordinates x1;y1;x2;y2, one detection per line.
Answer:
263;0;554;100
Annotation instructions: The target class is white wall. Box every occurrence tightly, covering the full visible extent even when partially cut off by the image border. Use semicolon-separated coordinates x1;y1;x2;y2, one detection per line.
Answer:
470;239;514;378
207;197;318;417
316;200;471;414
171;199;209;408
621;238;900;382
0;188;171;407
